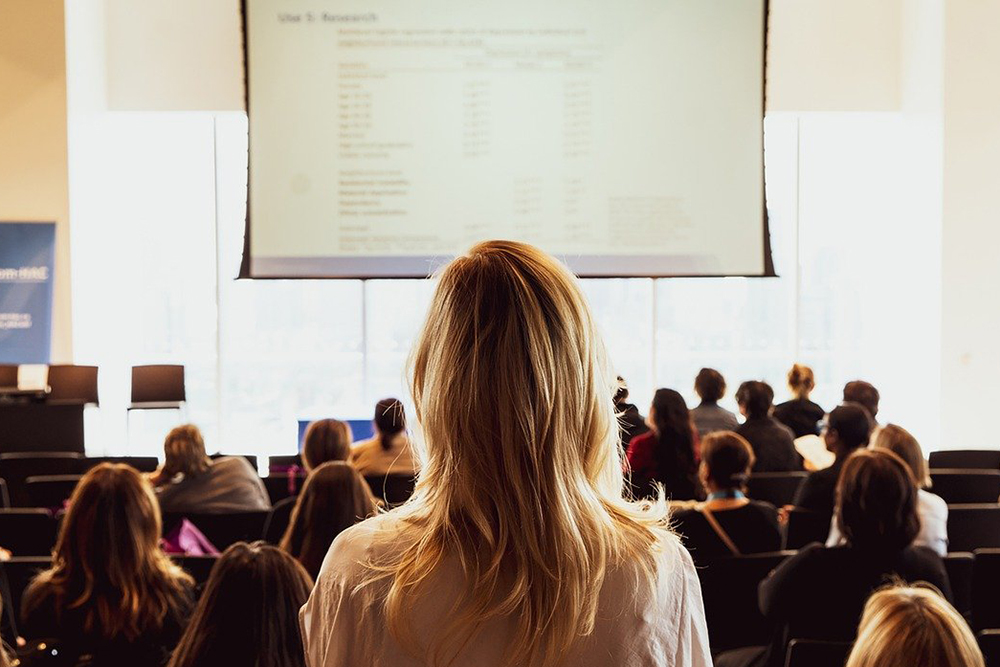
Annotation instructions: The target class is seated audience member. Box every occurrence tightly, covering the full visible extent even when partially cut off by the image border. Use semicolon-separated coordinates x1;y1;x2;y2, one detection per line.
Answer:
773;364;825;438
627;388;704;501
167;541;313;667
844;379;881;441
690;368;739;437
672;432;781;563
614;376;649;453
846;584;983;667
716;448;951;667
22;464;194;666
793;402;871;522
302;418;353;472
829;424;948;556
279;461;377;579
302;241;711;667
351;398;418;477
151;424;270;513
734;381;803;472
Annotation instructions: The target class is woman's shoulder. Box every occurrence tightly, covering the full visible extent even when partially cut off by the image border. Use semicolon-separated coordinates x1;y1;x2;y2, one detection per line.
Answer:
919;489;948;514
317;513;411;581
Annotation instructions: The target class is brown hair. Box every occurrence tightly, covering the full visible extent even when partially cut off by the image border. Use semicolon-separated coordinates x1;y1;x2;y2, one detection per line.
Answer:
160;424;210;479
847;584;984;667
23;464;192;641
836;449;920;552
279;462;377;579
787;364;815;399
873;424;931;489
828;402;873;451
694;368;726;403
168;542;313;667
700;431;755;491
844;380;880;420
301;419;352;472
735;380;774;419
374;398;406;451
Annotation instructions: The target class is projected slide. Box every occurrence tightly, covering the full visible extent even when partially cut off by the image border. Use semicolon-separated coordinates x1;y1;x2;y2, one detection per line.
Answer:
244;0;769;277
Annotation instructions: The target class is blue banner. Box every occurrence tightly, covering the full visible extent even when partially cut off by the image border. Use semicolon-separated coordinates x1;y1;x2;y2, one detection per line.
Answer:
0;222;56;363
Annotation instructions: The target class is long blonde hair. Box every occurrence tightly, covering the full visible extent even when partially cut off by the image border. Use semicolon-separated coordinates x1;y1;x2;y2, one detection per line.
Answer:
847;584;983;667
374;240;670;666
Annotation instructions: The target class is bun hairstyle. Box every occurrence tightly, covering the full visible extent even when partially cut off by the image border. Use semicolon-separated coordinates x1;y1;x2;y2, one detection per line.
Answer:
374;398;406;451
701;431;755;491
787;364;815;399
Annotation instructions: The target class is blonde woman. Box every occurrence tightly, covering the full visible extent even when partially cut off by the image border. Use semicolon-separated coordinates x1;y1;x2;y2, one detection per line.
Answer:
301;241;711;667
847;585;983;667
773;364;825;438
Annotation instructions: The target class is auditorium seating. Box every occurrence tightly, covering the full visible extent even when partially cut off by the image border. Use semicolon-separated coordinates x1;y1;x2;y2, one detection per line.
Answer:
945;552;974;623
0;509;57;556
263;497;296;545
0;478;9;508
784;639;852;667
268;454;303;472
87;455;159;473
0;452;85;506
697;551;793;652
947;505;1000;552
930;469;1000;504
0;557;51;629
747;471;808;508
979;629;1000;667
210;452;259;471
263;473;306;504
364;473;416;507
930;450;1000;471
973;549;1000;630
784;509;830;550
161;511;269;551
25;474;81;509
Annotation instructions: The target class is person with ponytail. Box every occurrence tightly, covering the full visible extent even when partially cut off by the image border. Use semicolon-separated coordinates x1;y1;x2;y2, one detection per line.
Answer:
301;241;711;667
773;364;826;437
350;398;418;477
671;432;781;564
626;388;704;501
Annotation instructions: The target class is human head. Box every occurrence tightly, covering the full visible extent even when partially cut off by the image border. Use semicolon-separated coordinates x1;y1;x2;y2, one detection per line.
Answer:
873;424;930;489
846;584;984;667
787;364;815;399
374;397;406;450
301;419;352;472
614;376;629;404
844;380;880;420
825;402;872;457
167;541;313;667
32;463;191;640
405;240;665;666
694;368;726;403
836;448;919;552
699;431;755;493
648;388;692;438
280;462;377;579
161;424;210;479
735;380;774;419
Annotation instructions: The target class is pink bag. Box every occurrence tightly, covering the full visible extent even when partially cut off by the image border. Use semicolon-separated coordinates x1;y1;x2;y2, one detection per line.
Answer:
161;518;220;555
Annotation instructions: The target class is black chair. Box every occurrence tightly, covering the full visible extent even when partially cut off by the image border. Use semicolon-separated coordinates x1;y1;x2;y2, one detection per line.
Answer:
945;551;974;623
170;554;219;590
85;456;160;473
130;364;185;408
268;454;303;473
930;450;1000;471
0;557;52;630
747;472;809;508
25;475;82;510
263;497;296;544
210;453;259;472
0;509;57;556
784;639;852;667
785;509;830;550
979;629;1000;667
948;505;1000;552
930;470;1000;504
0;452;86;506
974;549;1000;630
0;478;9;509
162;511;269;551
46;365;99;405
364;474;416;507
0;364;17;388
263;474;306;505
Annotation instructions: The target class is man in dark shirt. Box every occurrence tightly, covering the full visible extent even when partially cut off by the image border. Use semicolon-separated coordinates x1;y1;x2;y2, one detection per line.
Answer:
734;381;803;472
793;402;872;520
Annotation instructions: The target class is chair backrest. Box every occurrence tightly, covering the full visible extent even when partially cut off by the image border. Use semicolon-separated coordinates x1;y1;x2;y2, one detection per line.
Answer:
170;554;219;592
973;549;1000;631
364;474;416;507
978;629;1000;667
931;469;1000;504
46;365;99;405
698;550;795;652
0;453;86;506
268;454;303;474
262;473;306;505
784;639;852;667
131;364;185;405
25;475;83;510
0;509;57;556
0;364;17;388
930;450;1000;471
161;511;270;551
948;505;1000;552
0;557;52;631
85;456;160;473
785;508;831;550
0;478;9;509
210;453;259;472
945;551;975;623
262;497;297;545
747;472;809;508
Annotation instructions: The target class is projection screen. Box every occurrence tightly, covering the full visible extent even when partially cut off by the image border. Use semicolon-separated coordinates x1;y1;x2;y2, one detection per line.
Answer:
242;0;772;278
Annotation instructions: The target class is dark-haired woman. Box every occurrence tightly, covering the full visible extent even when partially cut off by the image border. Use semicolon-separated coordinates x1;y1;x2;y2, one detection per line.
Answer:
351;398;418;477
168;542;312;667
22;464;194;665
626;388;704;501
671;432;780;564
302;419;352;472
279;462;377;579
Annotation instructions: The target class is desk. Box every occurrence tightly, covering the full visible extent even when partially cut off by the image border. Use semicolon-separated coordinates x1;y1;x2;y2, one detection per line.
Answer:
0;402;85;453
